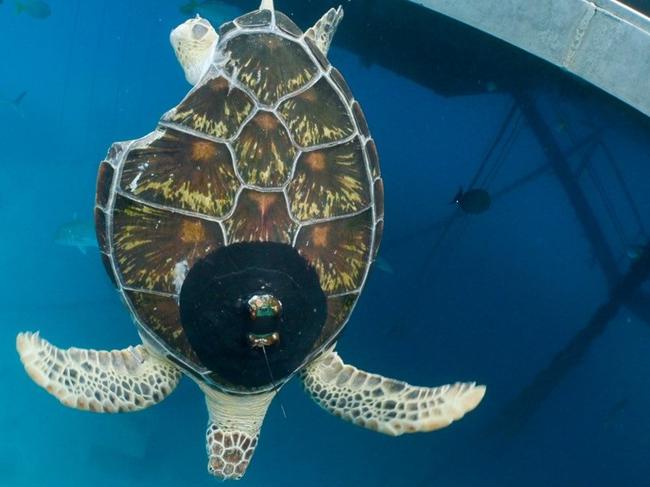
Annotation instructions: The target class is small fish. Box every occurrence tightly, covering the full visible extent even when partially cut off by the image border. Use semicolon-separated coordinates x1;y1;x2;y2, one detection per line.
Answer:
54;218;98;255
452;187;491;214
179;0;243;26
1;91;27;117
11;90;27;105
15;0;50;19
626;244;648;261
485;81;498;93
374;256;394;274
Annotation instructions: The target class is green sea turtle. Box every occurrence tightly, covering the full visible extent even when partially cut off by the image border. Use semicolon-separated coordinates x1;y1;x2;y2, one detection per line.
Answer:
16;0;485;480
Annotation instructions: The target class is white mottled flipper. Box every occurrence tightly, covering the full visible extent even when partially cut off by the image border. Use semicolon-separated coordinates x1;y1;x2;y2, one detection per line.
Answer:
16;332;181;413
201;385;276;480
301;350;485;436
305;6;344;56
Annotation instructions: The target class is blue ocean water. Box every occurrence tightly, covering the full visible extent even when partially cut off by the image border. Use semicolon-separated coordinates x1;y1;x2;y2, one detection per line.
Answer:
1;1;649;486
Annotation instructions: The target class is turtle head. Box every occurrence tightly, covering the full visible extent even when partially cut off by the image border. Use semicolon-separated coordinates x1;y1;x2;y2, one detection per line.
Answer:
170;16;218;85
259;0;274;10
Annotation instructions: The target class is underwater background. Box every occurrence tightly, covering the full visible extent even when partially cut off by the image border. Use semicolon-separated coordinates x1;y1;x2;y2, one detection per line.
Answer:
1;0;650;485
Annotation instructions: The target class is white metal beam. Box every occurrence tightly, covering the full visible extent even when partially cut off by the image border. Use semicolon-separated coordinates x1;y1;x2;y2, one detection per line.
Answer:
412;0;650;116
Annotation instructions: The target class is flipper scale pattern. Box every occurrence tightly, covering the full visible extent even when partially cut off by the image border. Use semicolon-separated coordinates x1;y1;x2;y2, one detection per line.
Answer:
301;350;485;435
16;332;181;413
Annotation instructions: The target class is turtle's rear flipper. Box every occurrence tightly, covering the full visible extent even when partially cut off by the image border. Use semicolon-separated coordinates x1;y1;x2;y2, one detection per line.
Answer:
300;349;485;435
201;385;275;480
16;332;181;412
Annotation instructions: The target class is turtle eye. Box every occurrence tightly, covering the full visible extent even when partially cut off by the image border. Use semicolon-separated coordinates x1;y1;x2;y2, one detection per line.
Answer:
191;23;209;40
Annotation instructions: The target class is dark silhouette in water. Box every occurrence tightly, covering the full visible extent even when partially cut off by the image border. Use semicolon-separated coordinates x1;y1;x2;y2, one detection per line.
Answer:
2;91;27;108
482;93;650;437
11;91;27;106
15;1;50;19
489;242;650;436
1;91;27;118
452;187;491;214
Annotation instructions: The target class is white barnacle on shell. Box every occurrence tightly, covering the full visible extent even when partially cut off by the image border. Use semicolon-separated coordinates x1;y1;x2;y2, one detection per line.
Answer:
173;260;190;294
128;172;142;192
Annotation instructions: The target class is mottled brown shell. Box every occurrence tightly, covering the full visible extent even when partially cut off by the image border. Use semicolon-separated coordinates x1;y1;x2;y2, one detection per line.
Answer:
95;10;383;389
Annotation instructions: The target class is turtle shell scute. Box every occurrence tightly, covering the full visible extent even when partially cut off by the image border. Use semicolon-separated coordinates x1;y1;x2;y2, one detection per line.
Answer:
372;219;384;260
224;189;297;244
373;178;384;220
96;161;114;209
352;101;370;138
126;290;203;367
278;77;355;148
233;111;295;188
94;207;108;254
329;68;353;103
111;195;225;293
304;36;329;70
218;21;237;37
224;32;318;106
275;12;303;37
162;76;254;139
365;139;380;179
287;138;371;221
295;209;373;295
120;128;239;218
236;9;272;28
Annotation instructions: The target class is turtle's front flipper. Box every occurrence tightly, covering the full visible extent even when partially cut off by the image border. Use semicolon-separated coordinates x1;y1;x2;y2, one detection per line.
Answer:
16;332;181;412
305;6;344;56
301;350;485;435
200;384;276;480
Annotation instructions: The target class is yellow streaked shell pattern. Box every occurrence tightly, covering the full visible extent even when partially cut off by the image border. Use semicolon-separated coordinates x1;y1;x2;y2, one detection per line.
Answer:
95;13;383;379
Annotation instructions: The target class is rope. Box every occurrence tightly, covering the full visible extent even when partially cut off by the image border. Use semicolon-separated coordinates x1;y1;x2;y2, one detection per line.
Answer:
599;141;648;239
468;100;518;190
480;109;523;189
586;162;628;250
418;99;521;282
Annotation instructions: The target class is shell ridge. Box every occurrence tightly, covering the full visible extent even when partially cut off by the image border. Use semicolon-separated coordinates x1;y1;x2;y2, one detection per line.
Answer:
114;188;229;225
122;285;178;299
157;121;231;144
282;149;306;225
270;71;324;110
224;139;248;188
219;185;246;232
290;203;373;227
278;73;354;150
